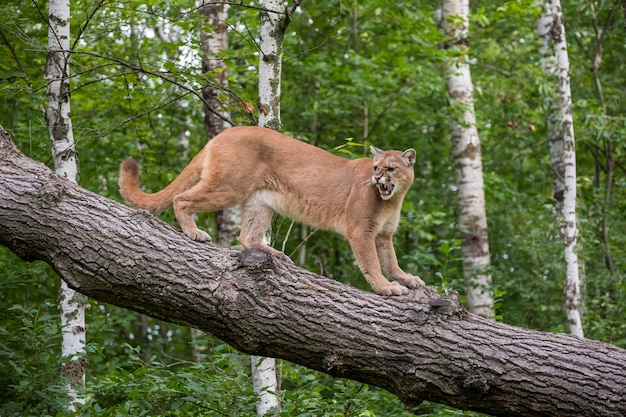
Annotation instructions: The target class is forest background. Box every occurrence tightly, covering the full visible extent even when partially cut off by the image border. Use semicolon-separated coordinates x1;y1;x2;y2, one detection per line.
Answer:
0;0;625;416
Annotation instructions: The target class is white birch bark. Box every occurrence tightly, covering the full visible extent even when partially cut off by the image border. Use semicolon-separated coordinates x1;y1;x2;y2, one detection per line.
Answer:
46;0;77;182
540;0;584;337
251;0;291;413
251;355;280;416
44;0;87;410
56;284;87;410
257;0;286;131
440;0;493;318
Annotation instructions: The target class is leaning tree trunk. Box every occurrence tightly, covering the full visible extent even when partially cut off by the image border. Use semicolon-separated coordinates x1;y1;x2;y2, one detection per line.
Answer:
1;128;625;417
44;0;87;411
440;0;493;318
538;0;584;337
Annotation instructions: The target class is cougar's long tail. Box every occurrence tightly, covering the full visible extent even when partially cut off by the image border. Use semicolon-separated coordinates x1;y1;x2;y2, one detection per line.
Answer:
118;147;206;213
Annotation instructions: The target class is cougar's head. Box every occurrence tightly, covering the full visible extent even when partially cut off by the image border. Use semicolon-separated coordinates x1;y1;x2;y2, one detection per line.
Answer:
370;146;416;201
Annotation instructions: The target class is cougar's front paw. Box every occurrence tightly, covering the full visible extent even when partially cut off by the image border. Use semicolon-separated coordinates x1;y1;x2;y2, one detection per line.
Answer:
374;281;409;296
395;274;425;288
187;229;212;242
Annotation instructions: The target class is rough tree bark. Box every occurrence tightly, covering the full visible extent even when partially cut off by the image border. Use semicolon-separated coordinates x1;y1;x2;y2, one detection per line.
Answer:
1;128;625;417
44;0;87;410
440;0;493;318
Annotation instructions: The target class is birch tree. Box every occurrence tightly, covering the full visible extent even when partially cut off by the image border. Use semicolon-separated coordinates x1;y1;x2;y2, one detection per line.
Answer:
44;0;87;410
257;0;290;131
250;0;297;413
440;0;493;318
537;0;584;337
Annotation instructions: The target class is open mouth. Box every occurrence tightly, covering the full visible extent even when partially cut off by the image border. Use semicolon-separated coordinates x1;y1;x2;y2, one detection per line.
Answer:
375;182;394;200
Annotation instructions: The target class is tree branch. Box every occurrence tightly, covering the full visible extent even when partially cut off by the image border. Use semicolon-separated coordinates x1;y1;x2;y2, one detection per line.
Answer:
0;27;32;87
1;126;625;416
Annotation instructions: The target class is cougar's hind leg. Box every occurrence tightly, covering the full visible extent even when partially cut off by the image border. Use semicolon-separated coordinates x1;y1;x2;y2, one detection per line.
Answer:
240;198;292;264
173;179;245;242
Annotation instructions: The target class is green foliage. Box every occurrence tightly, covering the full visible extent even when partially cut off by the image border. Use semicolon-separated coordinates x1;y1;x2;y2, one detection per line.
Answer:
80;343;257;416
0;299;69;416
281;370;407;417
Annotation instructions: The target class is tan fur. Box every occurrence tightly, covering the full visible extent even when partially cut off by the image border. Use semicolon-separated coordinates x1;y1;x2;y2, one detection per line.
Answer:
119;126;424;295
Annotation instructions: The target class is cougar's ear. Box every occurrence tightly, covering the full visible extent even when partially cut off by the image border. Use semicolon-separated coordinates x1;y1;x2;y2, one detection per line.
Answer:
402;149;416;166
370;145;384;157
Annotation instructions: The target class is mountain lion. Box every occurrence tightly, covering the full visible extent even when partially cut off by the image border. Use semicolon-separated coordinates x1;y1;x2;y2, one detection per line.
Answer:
119;126;424;296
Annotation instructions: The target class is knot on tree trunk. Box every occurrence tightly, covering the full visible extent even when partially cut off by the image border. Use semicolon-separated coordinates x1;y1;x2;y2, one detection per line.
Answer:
238;248;277;274
38;179;66;207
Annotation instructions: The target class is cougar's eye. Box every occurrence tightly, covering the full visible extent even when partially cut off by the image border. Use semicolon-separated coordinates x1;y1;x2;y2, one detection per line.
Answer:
373;165;378;171
388;167;395;172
